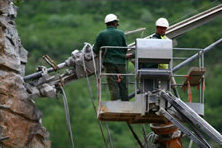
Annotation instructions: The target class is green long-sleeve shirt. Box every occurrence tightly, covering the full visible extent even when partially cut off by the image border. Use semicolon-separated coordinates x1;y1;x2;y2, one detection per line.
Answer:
93;26;127;65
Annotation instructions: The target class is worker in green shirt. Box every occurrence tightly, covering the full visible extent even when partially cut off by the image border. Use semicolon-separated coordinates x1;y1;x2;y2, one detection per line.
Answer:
151;17;169;69
93;14;128;101
126;17;170;69
150;18;182;147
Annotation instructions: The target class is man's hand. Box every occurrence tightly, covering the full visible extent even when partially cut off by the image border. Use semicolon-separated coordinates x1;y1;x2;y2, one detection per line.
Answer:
126;53;133;59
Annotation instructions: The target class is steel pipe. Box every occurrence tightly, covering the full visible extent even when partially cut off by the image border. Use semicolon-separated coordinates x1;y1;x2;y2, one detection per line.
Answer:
23;62;66;80
173;39;222;73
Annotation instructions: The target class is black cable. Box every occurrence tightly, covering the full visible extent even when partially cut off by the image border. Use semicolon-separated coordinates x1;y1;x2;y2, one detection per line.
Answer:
82;53;109;148
127;123;144;148
60;87;75;148
105;123;113;148
128;90;140;100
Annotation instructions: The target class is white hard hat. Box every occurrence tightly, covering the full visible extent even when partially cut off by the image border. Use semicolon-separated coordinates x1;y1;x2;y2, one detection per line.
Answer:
104;14;119;24
155;18;169;28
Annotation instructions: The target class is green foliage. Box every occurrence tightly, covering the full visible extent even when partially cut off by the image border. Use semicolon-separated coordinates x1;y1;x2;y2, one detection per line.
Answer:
16;0;222;147
14;0;24;6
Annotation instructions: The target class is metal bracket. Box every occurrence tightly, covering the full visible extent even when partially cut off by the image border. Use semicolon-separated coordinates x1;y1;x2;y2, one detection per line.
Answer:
160;91;222;145
158;108;210;148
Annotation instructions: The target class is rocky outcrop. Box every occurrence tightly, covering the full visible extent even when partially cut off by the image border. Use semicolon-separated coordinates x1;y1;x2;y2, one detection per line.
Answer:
0;0;28;75
0;0;50;147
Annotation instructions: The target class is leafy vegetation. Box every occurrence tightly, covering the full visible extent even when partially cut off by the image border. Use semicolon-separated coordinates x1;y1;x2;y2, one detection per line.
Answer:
16;0;222;147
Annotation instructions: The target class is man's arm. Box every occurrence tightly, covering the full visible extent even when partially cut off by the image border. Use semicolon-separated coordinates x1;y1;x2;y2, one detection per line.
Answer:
93;34;102;54
126;52;134;59
122;33;127;47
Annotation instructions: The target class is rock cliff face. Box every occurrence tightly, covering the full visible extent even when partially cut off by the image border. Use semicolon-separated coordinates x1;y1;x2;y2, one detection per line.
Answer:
0;0;50;147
